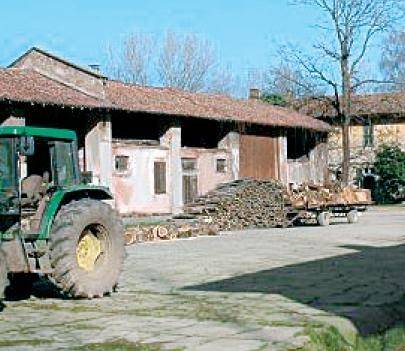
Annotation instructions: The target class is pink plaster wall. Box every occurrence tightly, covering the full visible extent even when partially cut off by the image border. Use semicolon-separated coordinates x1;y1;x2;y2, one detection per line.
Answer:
112;142;171;215
180;148;233;196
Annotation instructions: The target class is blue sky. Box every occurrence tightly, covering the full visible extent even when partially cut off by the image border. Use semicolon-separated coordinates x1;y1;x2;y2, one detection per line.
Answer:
0;0;387;85
0;1;317;70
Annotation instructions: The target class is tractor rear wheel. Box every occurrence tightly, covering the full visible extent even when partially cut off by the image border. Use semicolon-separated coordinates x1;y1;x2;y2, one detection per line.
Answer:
49;199;125;298
0;248;8;300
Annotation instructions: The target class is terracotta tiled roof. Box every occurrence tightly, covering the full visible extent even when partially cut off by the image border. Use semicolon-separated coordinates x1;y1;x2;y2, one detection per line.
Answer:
0;68;105;108
298;92;405;118
106;81;331;131
0;68;330;132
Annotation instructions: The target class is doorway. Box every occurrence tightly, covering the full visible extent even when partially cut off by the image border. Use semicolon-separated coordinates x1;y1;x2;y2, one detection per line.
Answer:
182;158;198;204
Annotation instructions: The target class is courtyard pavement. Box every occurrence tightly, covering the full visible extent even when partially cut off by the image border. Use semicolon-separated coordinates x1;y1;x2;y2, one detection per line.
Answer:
1;206;405;350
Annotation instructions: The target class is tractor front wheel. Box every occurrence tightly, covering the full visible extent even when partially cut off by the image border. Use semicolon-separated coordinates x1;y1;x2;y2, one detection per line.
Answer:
49;199;125;298
0;248;8;300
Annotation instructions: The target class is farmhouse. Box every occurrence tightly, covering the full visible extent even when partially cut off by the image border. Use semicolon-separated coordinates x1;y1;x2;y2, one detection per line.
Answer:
0;47;330;215
299;93;405;189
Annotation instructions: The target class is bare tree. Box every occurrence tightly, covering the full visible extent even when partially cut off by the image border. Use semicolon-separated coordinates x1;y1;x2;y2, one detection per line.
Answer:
106;33;154;85
157;32;216;92
265;62;321;100
274;0;402;183
122;33;154;85
380;30;405;92
106;31;240;95
207;66;240;96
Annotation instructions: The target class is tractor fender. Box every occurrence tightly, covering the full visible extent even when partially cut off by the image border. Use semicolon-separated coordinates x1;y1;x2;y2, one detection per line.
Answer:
38;186;113;240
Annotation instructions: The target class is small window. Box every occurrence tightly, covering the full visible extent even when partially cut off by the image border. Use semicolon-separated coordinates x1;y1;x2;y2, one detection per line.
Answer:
154;161;166;194
115;155;130;172
363;120;374;147
182;158;197;171
216;158;227;173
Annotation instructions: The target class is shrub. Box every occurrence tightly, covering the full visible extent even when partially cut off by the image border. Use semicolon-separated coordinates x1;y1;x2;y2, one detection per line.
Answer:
373;144;405;203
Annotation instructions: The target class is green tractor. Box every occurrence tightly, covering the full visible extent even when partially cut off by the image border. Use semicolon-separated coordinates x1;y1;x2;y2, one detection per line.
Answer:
0;126;125;299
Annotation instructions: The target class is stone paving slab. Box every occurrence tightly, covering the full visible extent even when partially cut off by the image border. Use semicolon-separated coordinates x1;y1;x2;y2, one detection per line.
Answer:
0;206;405;350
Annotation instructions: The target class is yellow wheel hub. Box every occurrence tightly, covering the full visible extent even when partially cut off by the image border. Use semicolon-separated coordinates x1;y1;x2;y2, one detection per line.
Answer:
76;231;102;272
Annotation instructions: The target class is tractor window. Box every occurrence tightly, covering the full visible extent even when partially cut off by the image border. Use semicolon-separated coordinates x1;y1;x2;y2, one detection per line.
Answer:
0;138;16;190
50;141;79;187
26;139;52;183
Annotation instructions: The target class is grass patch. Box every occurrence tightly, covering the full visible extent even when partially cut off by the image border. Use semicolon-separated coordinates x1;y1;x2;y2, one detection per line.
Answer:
0;339;51;347
18;301;99;313
302;325;405;351
116;292;242;324
72;339;183;351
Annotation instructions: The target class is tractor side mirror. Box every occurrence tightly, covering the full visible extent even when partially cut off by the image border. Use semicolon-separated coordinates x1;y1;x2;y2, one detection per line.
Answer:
19;136;35;156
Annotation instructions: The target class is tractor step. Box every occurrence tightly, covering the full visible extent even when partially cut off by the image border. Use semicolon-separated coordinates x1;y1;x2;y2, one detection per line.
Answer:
23;240;52;274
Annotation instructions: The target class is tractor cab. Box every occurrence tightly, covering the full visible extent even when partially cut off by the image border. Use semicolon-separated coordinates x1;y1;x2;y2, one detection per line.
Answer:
0;126;80;236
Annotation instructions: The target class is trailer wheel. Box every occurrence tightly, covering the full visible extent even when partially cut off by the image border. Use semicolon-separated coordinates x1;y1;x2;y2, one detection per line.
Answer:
347;210;359;224
0;248;8;300
317;211;331;226
49;199;125;299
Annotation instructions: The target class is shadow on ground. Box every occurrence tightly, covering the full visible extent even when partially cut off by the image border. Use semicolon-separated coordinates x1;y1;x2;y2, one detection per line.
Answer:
184;244;405;336
4;274;64;301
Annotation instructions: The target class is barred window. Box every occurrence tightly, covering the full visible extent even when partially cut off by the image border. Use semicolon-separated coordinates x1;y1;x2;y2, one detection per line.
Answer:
154;161;166;194
182;158;197;171
115;155;130;172
216;158;227;173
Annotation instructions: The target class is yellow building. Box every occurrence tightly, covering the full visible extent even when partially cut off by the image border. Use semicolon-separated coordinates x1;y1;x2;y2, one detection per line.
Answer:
300;93;405;188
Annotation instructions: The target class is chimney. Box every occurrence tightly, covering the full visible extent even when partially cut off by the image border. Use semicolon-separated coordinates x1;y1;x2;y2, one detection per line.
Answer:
89;64;101;73
249;88;261;100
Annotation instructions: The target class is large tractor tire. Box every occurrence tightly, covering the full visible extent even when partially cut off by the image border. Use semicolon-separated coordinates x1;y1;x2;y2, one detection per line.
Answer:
0;248;8;300
49;199;125;298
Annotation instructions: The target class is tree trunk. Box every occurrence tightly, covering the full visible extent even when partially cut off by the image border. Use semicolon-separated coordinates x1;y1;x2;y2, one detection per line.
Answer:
342;124;350;184
341;53;351;185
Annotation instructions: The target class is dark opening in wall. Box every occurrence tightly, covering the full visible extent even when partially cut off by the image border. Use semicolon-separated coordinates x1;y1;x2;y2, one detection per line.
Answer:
181;118;232;148
112;112;174;141
287;128;317;160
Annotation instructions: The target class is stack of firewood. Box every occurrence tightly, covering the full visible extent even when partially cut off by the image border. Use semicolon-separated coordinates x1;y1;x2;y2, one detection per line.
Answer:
184;179;288;231
289;183;332;209
288;182;372;209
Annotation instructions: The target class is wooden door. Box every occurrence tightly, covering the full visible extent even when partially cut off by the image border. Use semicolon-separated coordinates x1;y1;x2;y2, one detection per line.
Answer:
183;175;198;204
182;158;198;204
239;135;279;180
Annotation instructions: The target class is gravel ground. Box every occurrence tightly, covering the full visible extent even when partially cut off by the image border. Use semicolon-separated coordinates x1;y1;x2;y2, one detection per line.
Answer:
1;205;405;350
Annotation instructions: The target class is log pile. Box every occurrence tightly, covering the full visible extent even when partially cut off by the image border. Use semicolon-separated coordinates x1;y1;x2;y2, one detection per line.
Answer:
124;217;218;246
184;179;288;231
124;180;372;245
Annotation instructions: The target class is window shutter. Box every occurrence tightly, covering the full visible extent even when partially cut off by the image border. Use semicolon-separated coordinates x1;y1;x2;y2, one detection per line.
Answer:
154;161;166;194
